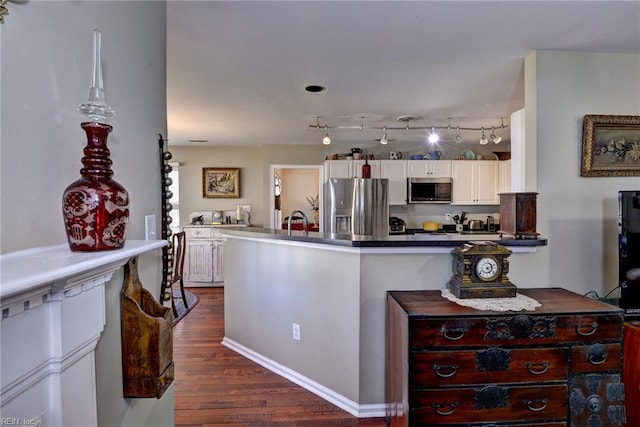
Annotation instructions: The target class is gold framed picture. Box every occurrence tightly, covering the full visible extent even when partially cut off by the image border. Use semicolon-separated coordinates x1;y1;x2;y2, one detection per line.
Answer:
581;114;640;177
202;168;240;198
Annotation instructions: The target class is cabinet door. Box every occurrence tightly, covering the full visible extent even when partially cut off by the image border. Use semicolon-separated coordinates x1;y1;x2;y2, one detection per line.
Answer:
475;161;499;204
451;161;474;204
185;241;214;282
380;160;407;205
324;161;352;179
407;160;430;177
498;160;512;195
212;240;224;283
353;160;381;178
429;160;452;177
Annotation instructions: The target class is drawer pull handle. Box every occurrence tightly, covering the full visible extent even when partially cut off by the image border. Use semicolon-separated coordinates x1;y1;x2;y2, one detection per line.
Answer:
525;398;548;412
433;364;459;378
432;402;458;416
442;327;465;341
576;322;598;336
587;352;607;365
525;361;550;375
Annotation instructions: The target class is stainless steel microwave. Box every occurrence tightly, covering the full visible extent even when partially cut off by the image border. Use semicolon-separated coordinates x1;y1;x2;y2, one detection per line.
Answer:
407;177;453;203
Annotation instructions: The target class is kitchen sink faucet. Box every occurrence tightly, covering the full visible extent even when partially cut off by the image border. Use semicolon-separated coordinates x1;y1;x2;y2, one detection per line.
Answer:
287;210;309;234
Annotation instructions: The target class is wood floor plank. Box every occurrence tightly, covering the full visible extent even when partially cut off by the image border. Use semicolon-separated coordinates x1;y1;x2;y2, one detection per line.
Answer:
173;288;386;426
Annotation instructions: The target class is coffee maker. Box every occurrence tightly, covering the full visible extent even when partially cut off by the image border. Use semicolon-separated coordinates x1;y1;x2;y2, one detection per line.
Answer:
618;191;640;313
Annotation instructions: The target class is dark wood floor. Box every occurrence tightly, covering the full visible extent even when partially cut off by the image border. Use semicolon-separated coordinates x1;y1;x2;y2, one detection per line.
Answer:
173;287;387;427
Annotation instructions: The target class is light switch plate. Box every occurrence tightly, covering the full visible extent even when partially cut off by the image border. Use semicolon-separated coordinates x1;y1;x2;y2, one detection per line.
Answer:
145;215;157;240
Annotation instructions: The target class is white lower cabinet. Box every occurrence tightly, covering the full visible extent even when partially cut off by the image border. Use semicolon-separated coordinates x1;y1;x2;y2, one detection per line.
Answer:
451;160;500;205
183;226;225;284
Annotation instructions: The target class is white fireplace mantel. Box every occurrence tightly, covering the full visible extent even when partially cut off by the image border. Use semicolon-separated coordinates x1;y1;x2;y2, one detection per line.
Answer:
0;240;166;427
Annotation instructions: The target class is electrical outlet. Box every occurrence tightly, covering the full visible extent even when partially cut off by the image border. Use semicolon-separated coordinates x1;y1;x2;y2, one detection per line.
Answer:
292;323;301;341
445;213;452;222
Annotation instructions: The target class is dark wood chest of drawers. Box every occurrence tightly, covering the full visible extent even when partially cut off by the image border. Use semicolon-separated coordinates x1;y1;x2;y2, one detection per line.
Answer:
386;288;626;426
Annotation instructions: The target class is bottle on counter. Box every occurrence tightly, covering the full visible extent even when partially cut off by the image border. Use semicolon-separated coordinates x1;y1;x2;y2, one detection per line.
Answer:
362;155;371;178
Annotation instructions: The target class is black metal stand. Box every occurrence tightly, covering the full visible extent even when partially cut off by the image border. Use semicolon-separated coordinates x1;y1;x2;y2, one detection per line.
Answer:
158;134;173;305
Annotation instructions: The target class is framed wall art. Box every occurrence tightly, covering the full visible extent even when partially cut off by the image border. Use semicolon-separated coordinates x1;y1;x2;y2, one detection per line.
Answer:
581;114;640;177
202;167;240;198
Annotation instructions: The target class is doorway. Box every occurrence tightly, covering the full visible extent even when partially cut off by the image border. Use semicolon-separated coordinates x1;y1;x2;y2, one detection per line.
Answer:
269;165;324;231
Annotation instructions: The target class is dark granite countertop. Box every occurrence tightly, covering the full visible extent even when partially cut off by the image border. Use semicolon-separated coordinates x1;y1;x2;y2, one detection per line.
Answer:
218;227;548;248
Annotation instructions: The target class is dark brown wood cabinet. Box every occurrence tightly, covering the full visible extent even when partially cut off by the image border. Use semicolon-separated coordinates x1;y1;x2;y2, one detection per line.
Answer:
386;288;626;426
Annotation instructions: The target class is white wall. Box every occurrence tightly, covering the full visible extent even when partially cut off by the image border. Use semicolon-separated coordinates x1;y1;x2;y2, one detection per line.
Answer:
526;51;640;296
1;2;172;425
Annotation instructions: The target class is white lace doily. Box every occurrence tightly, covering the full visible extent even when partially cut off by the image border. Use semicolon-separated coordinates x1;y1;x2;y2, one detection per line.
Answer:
441;289;542;312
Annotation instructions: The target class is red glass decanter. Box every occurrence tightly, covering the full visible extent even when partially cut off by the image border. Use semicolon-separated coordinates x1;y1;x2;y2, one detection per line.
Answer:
62;30;129;251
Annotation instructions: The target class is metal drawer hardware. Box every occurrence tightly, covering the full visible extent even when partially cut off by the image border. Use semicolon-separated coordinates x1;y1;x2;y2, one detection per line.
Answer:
441;326;466;341
475;385;508;409
431;401;458;416
525;398;549;412
587;343;608;365
477;347;511;372
432;363;459;378
576;322;599;336
525;361;551;375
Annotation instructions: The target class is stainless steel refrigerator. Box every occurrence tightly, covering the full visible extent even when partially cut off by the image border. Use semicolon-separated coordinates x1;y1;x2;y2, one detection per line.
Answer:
324;178;389;236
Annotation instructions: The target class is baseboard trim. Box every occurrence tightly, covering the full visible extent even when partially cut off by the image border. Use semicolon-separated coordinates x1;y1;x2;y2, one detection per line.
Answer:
221;337;386;418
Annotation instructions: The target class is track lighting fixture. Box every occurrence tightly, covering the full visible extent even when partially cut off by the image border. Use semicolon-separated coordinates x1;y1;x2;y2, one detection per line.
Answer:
455;127;463;143
490;127;502;144
379;127;388;145
479;128;489;145
322;125;331;145
310;115;506;145
428;127;439;143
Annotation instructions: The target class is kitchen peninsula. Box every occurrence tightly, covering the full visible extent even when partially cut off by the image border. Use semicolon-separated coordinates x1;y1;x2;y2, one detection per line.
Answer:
219;227;546;417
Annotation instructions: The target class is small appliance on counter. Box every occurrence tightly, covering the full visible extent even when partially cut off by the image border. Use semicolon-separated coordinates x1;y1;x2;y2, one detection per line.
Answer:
389;217;406;234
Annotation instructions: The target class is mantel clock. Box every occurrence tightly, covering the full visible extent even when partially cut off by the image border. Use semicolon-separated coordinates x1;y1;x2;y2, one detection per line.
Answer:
448;241;516;299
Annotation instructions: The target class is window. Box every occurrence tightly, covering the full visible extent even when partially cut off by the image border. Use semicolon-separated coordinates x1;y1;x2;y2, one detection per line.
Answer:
168;162;180;234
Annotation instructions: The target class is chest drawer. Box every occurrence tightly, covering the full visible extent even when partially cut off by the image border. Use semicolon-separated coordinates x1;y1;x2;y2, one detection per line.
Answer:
570;343;622;372
410;384;567;424
411;346;569;387
410;314;623;348
184;227;214;239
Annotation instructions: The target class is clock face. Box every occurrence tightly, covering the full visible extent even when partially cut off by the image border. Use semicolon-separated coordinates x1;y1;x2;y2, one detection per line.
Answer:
475;256;500;281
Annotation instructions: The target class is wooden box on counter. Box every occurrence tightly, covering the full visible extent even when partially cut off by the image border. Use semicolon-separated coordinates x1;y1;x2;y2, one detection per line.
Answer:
386;288;626;426
499;192;538;238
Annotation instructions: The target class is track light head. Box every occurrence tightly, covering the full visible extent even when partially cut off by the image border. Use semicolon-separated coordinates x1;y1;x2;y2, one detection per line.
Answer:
322;126;331;145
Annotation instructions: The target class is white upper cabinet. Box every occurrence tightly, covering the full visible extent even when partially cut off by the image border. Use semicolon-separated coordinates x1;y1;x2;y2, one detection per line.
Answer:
380;160;407;205
353;160;381;178
451;160;499;205
324;160;381;179
406;160;452;178
324;160;353;179
498;160;512;195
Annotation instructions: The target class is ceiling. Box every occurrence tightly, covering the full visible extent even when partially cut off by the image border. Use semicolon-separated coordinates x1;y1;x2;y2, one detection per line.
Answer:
166;1;640;150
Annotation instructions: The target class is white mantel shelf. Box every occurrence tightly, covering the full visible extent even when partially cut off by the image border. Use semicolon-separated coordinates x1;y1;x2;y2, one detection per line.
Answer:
1;240;166;300
0;239;166;427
